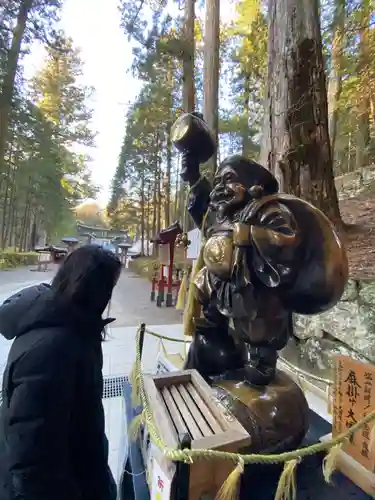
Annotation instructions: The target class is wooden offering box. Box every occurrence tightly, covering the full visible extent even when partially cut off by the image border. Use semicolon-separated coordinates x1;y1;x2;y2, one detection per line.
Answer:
144;370;251;500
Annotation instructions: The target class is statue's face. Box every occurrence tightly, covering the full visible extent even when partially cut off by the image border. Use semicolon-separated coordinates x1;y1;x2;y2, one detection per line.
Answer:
210;165;248;216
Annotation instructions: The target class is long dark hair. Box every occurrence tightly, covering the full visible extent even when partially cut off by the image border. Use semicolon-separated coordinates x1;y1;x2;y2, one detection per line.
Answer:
51;245;121;321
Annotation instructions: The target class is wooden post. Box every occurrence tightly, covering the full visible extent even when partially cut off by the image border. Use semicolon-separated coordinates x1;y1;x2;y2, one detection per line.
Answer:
156;264;165;307
150;272;156;302
175;432;191;500
139;323;146;361
166;242;174;307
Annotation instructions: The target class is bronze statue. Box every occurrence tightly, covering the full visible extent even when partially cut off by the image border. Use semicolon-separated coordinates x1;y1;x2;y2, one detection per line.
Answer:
171;111;348;453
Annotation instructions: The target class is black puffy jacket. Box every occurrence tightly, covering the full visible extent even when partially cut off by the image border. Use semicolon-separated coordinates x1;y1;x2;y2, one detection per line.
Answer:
0;283;117;500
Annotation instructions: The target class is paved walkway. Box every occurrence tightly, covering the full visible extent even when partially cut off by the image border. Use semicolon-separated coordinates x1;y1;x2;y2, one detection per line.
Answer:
0;265;185;482
0;265;183;326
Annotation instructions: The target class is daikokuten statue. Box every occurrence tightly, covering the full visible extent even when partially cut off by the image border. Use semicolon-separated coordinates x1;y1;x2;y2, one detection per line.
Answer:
171;112;348;453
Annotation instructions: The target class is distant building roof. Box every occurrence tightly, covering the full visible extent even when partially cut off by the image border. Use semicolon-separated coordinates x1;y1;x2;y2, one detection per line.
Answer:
76;222;128;233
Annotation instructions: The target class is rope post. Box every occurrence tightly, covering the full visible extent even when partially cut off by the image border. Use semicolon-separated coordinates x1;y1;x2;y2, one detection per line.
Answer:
139;323;146;361
175;432;191;500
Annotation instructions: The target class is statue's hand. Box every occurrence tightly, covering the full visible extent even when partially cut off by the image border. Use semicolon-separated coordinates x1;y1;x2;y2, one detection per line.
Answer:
180;112;206;185
181;151;200;184
239;202;259;226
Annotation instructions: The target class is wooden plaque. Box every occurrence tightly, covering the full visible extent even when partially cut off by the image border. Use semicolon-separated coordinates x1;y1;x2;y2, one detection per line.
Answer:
333;356;375;472
159;244;171;266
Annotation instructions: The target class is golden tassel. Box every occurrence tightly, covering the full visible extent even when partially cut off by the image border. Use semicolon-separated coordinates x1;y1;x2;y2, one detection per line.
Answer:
128;411;145;441
274;459;299;500
159;339;169;359
183;244;205;337
146;468;151;487
215;458;244;500
176;269;188;310
129;362;141;408
322;443;343;483
182;209;209;337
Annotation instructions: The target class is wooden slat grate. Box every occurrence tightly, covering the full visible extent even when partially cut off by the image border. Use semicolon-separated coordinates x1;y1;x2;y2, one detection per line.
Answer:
160;381;224;440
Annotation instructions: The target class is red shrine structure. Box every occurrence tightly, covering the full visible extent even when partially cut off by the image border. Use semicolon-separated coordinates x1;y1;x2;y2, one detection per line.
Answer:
150;221;184;307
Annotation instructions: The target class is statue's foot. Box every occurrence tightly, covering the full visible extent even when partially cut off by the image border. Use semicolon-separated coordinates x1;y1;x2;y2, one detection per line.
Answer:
244;363;276;386
244;346;278;387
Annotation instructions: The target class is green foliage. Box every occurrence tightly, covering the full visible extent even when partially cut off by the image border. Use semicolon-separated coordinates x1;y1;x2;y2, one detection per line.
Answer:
31;33;95;147
128;257;156;281
0;11;97;251
0;251;39;269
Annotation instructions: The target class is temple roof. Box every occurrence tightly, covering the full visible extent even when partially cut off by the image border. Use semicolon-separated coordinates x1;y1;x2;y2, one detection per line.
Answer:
76;222;128;233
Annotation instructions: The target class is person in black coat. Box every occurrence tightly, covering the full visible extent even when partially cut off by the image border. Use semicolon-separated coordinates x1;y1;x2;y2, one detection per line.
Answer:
0;244;122;500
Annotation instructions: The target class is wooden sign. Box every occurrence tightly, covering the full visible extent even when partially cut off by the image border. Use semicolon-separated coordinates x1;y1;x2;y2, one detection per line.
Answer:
38;252;51;263
333;356;375;472
150;459;172;500
159;245;171;266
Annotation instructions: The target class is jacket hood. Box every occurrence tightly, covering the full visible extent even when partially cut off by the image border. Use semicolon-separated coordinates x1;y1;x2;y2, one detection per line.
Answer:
0;283;53;340
0;283;114;341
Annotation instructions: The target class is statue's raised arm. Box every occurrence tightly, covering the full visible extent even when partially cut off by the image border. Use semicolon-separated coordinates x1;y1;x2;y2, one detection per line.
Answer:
171;112;215;229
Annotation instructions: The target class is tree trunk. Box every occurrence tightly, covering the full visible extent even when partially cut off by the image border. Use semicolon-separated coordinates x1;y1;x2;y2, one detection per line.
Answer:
174;162;179;221
0;146;14;247
165;134;171;227
181;0;196;232
203;0;220;173
165;65;173;227
140;172;145;255
152;165;157;237
355;0;371;169
182;0;195;113
5;167;17;248
146;182;151;256
156;168;161;235
327;0;345;159
242;74;252;157
0;0;34;175
261;0;341;224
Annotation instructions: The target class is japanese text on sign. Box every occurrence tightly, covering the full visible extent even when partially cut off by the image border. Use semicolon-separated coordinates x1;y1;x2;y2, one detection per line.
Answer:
333;356;375;472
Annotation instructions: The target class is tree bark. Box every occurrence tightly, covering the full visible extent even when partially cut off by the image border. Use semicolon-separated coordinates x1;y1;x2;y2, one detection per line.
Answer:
165;67;173;227
0;0;34;175
146;181;151;256
4;166;17;248
182;0;195;114
242;74;252;157
181;0;195;232
203;0;220;173
327;0;345;160
355;0;371;169
165;131;171;227
140;171;145;255
152;164;157;237
261;0;341;224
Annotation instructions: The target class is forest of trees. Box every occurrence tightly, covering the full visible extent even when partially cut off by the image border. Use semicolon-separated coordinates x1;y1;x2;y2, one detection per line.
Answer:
108;0;375;253
0;0;97;251
0;0;374;255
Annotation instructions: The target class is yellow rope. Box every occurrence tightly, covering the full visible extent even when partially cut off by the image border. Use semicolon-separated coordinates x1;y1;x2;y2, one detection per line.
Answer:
133;326;375;465
142;327;190;343
138;327;334;387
